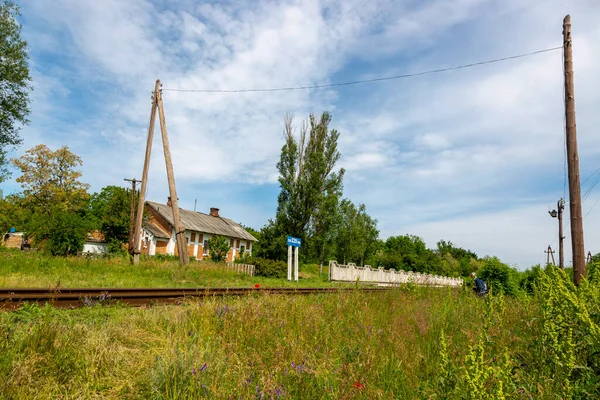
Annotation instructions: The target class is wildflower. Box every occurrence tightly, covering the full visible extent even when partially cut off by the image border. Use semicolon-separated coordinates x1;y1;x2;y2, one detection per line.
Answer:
200;363;207;372
353;381;364;390
254;283;260;289
192;367;197;376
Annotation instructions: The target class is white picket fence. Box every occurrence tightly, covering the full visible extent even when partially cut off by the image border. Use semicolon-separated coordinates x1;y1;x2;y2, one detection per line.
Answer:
225;262;255;277
328;260;463;287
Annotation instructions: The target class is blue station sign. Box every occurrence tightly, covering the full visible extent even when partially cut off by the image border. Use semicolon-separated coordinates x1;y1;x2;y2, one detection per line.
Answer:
287;236;301;248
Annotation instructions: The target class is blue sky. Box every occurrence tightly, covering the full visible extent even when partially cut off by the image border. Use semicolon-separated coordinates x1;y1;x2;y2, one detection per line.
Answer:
2;0;600;269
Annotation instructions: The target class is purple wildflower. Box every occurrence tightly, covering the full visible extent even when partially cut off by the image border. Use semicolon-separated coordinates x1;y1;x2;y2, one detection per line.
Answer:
192;368;197;376
200;363;207;372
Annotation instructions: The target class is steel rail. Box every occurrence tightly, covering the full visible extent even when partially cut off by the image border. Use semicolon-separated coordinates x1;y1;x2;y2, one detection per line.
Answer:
0;287;389;310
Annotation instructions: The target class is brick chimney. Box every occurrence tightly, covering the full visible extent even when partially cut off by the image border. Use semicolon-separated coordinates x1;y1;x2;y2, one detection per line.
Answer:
210;207;220;217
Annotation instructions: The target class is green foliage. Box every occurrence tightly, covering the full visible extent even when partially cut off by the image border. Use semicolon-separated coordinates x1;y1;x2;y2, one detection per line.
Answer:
89;185;134;247
478;256;521;295
0;1;32;182
519;264;543;294
0;192;27;234
207;235;229;263
6;271;600;398
107;238;126;256
263;112;345;262
11;144;90;213
249;257;287;278
333;199;379;265
29;207;90;256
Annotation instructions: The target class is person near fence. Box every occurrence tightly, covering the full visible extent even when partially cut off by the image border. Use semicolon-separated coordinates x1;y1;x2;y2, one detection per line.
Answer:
470;272;488;296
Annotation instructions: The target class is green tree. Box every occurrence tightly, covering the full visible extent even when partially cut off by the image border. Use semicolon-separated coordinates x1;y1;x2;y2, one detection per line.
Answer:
253;219;287;260
207;235;230;263
0;192;27;235
308;186;341;269
11;144;91;253
334;199;379;265
28;205;91;255
89;185;133;248
478;256;521;295
0;1;32;182
272;112;344;259
11;144;90;213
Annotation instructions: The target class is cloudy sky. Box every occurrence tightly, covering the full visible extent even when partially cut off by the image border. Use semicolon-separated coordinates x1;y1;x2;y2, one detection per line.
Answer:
3;0;600;269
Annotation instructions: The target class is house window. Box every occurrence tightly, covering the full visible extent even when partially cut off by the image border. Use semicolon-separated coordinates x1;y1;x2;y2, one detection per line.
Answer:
248;241;251;250
190;232;196;242
203;240;208;255
236;239;240;248
240;245;245;256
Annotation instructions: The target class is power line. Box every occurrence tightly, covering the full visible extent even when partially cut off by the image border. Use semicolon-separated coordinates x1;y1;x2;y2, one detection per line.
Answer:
584;195;600;220
162;46;563;93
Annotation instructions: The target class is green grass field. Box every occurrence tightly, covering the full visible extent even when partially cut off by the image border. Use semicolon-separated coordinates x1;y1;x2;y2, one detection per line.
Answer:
1;252;599;398
0;251;338;289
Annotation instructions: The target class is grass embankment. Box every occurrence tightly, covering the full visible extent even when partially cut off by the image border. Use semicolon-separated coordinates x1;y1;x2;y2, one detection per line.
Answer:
0;251;336;288
0;287;523;399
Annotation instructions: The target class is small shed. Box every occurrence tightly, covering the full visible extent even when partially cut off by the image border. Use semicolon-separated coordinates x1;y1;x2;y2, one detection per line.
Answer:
82;231;108;254
3;232;24;249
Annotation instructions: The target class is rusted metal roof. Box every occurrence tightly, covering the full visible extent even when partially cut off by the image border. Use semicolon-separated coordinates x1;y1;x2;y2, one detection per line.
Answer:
85;230;106;243
146;201;257;242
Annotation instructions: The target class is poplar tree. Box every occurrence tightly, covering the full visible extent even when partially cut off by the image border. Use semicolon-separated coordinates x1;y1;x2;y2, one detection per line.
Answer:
263;112;344;260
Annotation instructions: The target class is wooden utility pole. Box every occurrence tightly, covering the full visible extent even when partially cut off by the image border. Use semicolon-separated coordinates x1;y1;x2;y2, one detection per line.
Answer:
133;79;189;265
124;178;140;258
558;199;565;269
545;245;556;266
156;82;190;265
563;15;585;284
133;80;160;265
549;199;565;269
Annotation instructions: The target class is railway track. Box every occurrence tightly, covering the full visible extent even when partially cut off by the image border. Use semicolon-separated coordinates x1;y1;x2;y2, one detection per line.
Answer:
0;287;389;310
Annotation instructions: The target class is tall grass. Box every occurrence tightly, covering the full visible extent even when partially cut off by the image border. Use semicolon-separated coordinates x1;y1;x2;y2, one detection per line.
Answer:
1;263;599;398
0;251;335;288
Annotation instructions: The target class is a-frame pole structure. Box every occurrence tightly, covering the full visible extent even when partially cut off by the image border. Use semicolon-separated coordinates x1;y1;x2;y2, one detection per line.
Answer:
132;79;189;265
156;82;189;264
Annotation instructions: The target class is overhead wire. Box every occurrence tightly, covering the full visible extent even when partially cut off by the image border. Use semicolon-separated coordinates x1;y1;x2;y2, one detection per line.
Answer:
162;46;563;93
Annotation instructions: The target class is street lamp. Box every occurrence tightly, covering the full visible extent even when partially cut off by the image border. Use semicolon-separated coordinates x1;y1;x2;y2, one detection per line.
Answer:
548;199;565;269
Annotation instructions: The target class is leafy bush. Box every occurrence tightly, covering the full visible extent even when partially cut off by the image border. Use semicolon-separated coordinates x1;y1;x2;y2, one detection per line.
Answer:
107;238;126;256
154;254;179;262
32;210;90;256
207;235;229;263
478;256;521;295
247;257;287;278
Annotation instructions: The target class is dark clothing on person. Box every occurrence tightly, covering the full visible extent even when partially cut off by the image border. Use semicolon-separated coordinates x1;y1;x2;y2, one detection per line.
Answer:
473;277;487;296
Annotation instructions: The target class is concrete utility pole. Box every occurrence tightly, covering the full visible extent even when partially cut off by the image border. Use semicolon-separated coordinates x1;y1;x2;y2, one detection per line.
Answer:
563;15;586;284
124;178;140;259
133;80;160;265
548;198;565;269
545;245;556;266
156;81;190;265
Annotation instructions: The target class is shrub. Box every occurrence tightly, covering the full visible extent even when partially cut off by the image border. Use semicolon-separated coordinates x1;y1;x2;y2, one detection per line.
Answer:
478;256;521;296
248;257;287;278
207;235;229;263
107;238;127;256
154;254;179;262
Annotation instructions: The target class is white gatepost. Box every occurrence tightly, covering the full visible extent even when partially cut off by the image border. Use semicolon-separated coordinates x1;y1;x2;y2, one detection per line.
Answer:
287;236;301;282
287;245;293;281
